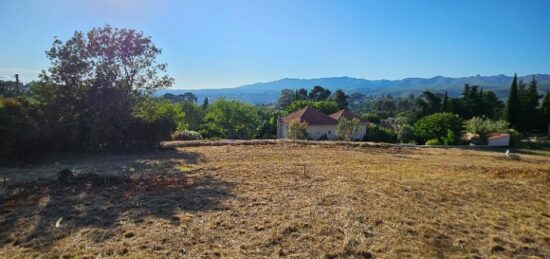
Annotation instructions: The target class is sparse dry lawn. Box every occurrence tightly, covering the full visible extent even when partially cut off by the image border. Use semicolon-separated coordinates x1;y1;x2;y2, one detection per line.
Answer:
1;143;549;258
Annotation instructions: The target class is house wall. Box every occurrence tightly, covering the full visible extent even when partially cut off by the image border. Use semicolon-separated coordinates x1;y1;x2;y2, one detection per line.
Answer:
277;122;368;140
306;125;337;140
488;137;510;147
276;120;286;139
352;123;368;140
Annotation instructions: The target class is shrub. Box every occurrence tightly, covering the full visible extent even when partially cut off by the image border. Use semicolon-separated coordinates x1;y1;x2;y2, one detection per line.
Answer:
425;139;442;145
336;118;360;141
172;130;203;141
131;98;186;148
0;98;24;159
397;124;415;143
287;121;308;140
0;97;37;161
364;124;397;143
414;113;463;145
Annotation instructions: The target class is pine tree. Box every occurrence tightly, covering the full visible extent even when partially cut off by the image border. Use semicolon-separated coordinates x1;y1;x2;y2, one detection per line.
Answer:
505;74;521;130
202;97;209;109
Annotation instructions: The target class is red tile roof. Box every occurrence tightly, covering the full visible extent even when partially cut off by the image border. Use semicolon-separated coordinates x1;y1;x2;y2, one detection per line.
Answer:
279;106;338;125
330;109;368;122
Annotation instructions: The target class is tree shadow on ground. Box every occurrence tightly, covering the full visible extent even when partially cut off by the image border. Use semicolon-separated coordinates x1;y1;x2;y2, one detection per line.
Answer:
0;150;234;252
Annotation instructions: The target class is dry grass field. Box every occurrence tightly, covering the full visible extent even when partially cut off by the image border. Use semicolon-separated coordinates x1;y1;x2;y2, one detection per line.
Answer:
1;143;549;258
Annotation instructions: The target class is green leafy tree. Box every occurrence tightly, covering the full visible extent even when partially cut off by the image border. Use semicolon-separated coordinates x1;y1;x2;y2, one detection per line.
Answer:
37;25;173;151
256;107;277;138
284;100;339;115
278;89;297;109
332;89;349;109
180;101;204;131
287;121;308;140
416;90;442;117
413;113;463;145
505;74;521;130
200;98;262;139
296;88;309;100
397;124;415;143
336;118;360;141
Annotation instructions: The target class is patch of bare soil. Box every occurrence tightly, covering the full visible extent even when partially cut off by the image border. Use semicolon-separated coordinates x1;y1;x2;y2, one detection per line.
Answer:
0;144;549;258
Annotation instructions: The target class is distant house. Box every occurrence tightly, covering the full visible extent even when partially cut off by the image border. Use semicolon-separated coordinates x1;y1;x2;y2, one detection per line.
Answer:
487;133;510;147
277;106;368;140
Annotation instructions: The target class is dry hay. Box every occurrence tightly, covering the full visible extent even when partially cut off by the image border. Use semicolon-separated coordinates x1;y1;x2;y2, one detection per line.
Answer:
0;143;549;258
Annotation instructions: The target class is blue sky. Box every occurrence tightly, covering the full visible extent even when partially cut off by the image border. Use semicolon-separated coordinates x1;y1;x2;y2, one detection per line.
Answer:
1;0;549;89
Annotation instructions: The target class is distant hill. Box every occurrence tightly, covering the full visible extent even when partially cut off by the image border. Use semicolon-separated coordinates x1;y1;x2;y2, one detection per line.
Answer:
159;74;550;104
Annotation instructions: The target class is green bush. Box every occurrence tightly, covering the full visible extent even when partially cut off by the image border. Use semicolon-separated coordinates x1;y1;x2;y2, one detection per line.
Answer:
414;113;463;145
364;124;397;143
287;121;308;140
336;118;360;141
0;97;38;161
425;139;442;145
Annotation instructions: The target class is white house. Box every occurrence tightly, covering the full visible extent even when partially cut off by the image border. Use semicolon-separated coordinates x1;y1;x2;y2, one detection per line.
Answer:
277;106;368;140
487;133;510;147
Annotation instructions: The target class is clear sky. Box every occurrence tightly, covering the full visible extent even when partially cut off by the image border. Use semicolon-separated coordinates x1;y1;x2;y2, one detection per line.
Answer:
1;0;549;89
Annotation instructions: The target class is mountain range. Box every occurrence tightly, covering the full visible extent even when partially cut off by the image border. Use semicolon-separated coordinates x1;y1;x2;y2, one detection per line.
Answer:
159;74;550;104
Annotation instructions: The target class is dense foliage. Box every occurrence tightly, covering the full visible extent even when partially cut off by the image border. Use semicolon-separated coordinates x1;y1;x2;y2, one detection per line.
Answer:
200;98;263;139
283;100;339;115
287;121;308;140
278;85;346;111
1;25;548;161
413;113;463;145
364;125;397;143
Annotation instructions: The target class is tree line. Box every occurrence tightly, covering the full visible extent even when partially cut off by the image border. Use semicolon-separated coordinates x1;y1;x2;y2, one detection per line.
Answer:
2;25;550;161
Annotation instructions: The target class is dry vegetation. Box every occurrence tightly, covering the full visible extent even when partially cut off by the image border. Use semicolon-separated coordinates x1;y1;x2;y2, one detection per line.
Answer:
1;143;549;258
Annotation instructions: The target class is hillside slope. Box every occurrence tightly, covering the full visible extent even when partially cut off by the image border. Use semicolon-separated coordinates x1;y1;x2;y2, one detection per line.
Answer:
161;74;550;104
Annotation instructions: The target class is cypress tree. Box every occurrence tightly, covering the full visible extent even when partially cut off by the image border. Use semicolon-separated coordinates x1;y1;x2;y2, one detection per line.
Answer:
525;76;541;130
202;97;209;109
505;74;521;130
441;91;448;112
